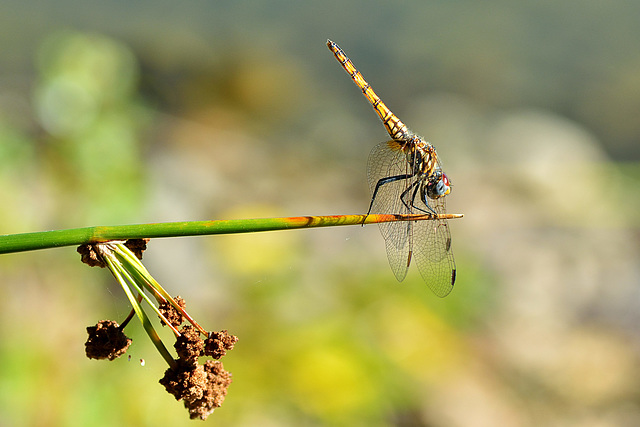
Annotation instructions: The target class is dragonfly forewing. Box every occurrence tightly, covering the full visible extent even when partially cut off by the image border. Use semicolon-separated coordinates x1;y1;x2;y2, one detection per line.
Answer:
367;140;416;281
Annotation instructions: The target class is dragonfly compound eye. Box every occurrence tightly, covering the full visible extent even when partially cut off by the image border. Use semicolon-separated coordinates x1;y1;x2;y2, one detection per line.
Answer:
427;172;451;199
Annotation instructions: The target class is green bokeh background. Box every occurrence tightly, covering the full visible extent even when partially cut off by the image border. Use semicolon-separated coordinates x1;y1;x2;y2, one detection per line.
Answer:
1;1;639;426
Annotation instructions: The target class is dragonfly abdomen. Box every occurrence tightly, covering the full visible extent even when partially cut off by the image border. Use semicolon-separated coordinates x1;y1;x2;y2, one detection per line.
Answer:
327;39;409;141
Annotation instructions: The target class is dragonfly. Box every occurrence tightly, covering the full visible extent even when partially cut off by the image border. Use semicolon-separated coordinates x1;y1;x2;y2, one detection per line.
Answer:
327;39;456;297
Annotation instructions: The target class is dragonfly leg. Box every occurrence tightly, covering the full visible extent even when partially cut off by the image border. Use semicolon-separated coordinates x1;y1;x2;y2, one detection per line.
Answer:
366;173;414;216
417;184;438;214
399;179;422;212
363;173;415;225
398;180;436;215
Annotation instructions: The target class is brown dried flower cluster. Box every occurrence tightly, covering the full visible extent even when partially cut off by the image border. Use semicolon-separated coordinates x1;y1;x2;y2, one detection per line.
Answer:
204;330;239;359
77;239;150;268
159;296;187;328
123;238;150;260
159;350;234;419
85;320;132;361
77;244;106;268
158;297;238;420
80;239;238;421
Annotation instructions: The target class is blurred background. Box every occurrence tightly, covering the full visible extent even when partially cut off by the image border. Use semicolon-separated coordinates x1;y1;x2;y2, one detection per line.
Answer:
1;1;639;426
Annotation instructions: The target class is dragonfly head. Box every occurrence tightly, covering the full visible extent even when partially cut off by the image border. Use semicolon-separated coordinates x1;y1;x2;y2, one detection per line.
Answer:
426;170;451;199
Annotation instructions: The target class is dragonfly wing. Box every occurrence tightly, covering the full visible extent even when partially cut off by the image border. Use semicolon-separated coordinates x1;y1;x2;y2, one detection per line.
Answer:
367;140;415;281
412;197;456;297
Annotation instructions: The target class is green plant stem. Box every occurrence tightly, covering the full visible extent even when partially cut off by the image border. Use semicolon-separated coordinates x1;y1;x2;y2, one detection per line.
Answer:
120;294;143;329
0;213;463;254
111;243;183;336
114;243;208;335
104;252;176;368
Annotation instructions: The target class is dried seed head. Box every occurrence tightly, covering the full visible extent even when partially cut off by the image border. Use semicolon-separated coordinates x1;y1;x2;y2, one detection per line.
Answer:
175;325;204;364
77;244;106;268
85;320;132;361
124;238;150;260
159;359;208;403
159;296;187;328
185;360;233;420
204;330;238;360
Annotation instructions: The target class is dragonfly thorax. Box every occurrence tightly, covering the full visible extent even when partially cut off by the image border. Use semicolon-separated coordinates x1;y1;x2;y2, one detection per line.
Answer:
403;136;437;177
